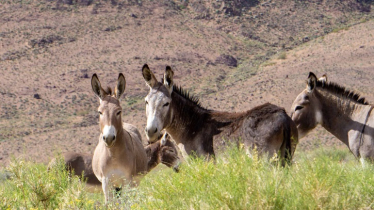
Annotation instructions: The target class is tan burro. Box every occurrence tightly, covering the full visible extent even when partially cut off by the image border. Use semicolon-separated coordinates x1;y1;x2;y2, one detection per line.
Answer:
91;73;147;203
47;133;180;188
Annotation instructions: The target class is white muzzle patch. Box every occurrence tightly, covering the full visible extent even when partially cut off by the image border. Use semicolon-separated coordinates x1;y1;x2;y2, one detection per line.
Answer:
102;125;116;146
103;125;116;137
146;115;160;141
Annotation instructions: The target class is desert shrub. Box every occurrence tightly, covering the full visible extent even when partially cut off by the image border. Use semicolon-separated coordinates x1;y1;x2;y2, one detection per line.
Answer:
1;147;374;209
136;146;374;209
278;51;287;60
0;156;148;209
0;156;95;209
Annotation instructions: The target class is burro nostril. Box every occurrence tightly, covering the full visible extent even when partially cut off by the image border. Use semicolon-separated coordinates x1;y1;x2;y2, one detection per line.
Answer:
108;135;115;142
146;127;158;136
103;135;116;145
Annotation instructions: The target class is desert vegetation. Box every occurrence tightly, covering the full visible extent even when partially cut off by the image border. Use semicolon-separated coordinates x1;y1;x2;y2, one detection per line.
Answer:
1;147;374;209
0;156;95;209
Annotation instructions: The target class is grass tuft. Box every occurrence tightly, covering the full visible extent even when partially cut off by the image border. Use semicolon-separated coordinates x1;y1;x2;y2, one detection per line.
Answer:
278;52;287;60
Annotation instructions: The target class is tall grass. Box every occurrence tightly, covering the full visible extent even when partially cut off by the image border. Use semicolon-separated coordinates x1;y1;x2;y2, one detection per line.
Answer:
136;147;374;209
1;147;374;209
0;156;96;209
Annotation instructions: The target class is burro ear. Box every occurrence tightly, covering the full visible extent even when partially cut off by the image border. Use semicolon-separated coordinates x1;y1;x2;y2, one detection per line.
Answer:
142;64;158;88
115;73;126;99
91;74;105;100
307;72;318;92
318;74;328;87
164;66;174;93
161;133;169;146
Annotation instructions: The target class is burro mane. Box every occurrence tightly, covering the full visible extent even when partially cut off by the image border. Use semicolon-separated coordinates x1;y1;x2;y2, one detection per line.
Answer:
316;80;368;105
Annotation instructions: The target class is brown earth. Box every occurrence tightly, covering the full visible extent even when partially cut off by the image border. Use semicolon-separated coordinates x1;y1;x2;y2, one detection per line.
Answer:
1;0;374;167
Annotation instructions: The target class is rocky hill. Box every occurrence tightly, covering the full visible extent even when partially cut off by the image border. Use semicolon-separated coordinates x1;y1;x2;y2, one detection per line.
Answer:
1;0;374;166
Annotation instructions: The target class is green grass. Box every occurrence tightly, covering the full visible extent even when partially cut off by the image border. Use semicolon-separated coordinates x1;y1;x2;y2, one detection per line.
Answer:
125;96;144;107
278;51;287;60
331;26;350;33
1;147;374;209
262;61;277;67
0;156;96;209
136;147;374;209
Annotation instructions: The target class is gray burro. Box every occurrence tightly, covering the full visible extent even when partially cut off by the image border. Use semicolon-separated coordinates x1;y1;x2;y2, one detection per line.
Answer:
290;72;374;165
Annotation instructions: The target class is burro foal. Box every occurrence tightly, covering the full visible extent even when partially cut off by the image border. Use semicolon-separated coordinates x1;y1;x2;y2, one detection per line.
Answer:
145;133;180;172
91;73;148;203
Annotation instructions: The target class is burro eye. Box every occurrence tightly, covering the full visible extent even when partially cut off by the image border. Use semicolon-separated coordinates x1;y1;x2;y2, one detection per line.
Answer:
295;106;303;111
98;111;103;115
145;100;148;105
116;111;122;116
163;102;170;107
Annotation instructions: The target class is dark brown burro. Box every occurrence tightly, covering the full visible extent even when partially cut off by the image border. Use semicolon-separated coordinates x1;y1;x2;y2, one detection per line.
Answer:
290;72;374;165
141;64;298;165
145;133;180;172
48;152;101;186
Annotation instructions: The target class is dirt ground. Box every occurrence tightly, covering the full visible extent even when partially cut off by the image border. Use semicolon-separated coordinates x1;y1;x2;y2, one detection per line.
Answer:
1;1;374;167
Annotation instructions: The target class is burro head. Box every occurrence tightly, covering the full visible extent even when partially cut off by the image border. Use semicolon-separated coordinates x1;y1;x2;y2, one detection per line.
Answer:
159;133;180;172
91;73;126;147
290;72;327;138
141;64;174;142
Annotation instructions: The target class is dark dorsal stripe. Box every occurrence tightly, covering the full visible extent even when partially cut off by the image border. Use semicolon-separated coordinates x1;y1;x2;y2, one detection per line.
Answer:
159;76;202;107
172;85;206;109
316;80;368;105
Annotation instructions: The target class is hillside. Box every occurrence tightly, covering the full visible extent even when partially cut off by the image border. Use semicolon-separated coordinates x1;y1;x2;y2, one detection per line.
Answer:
1;0;374;166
